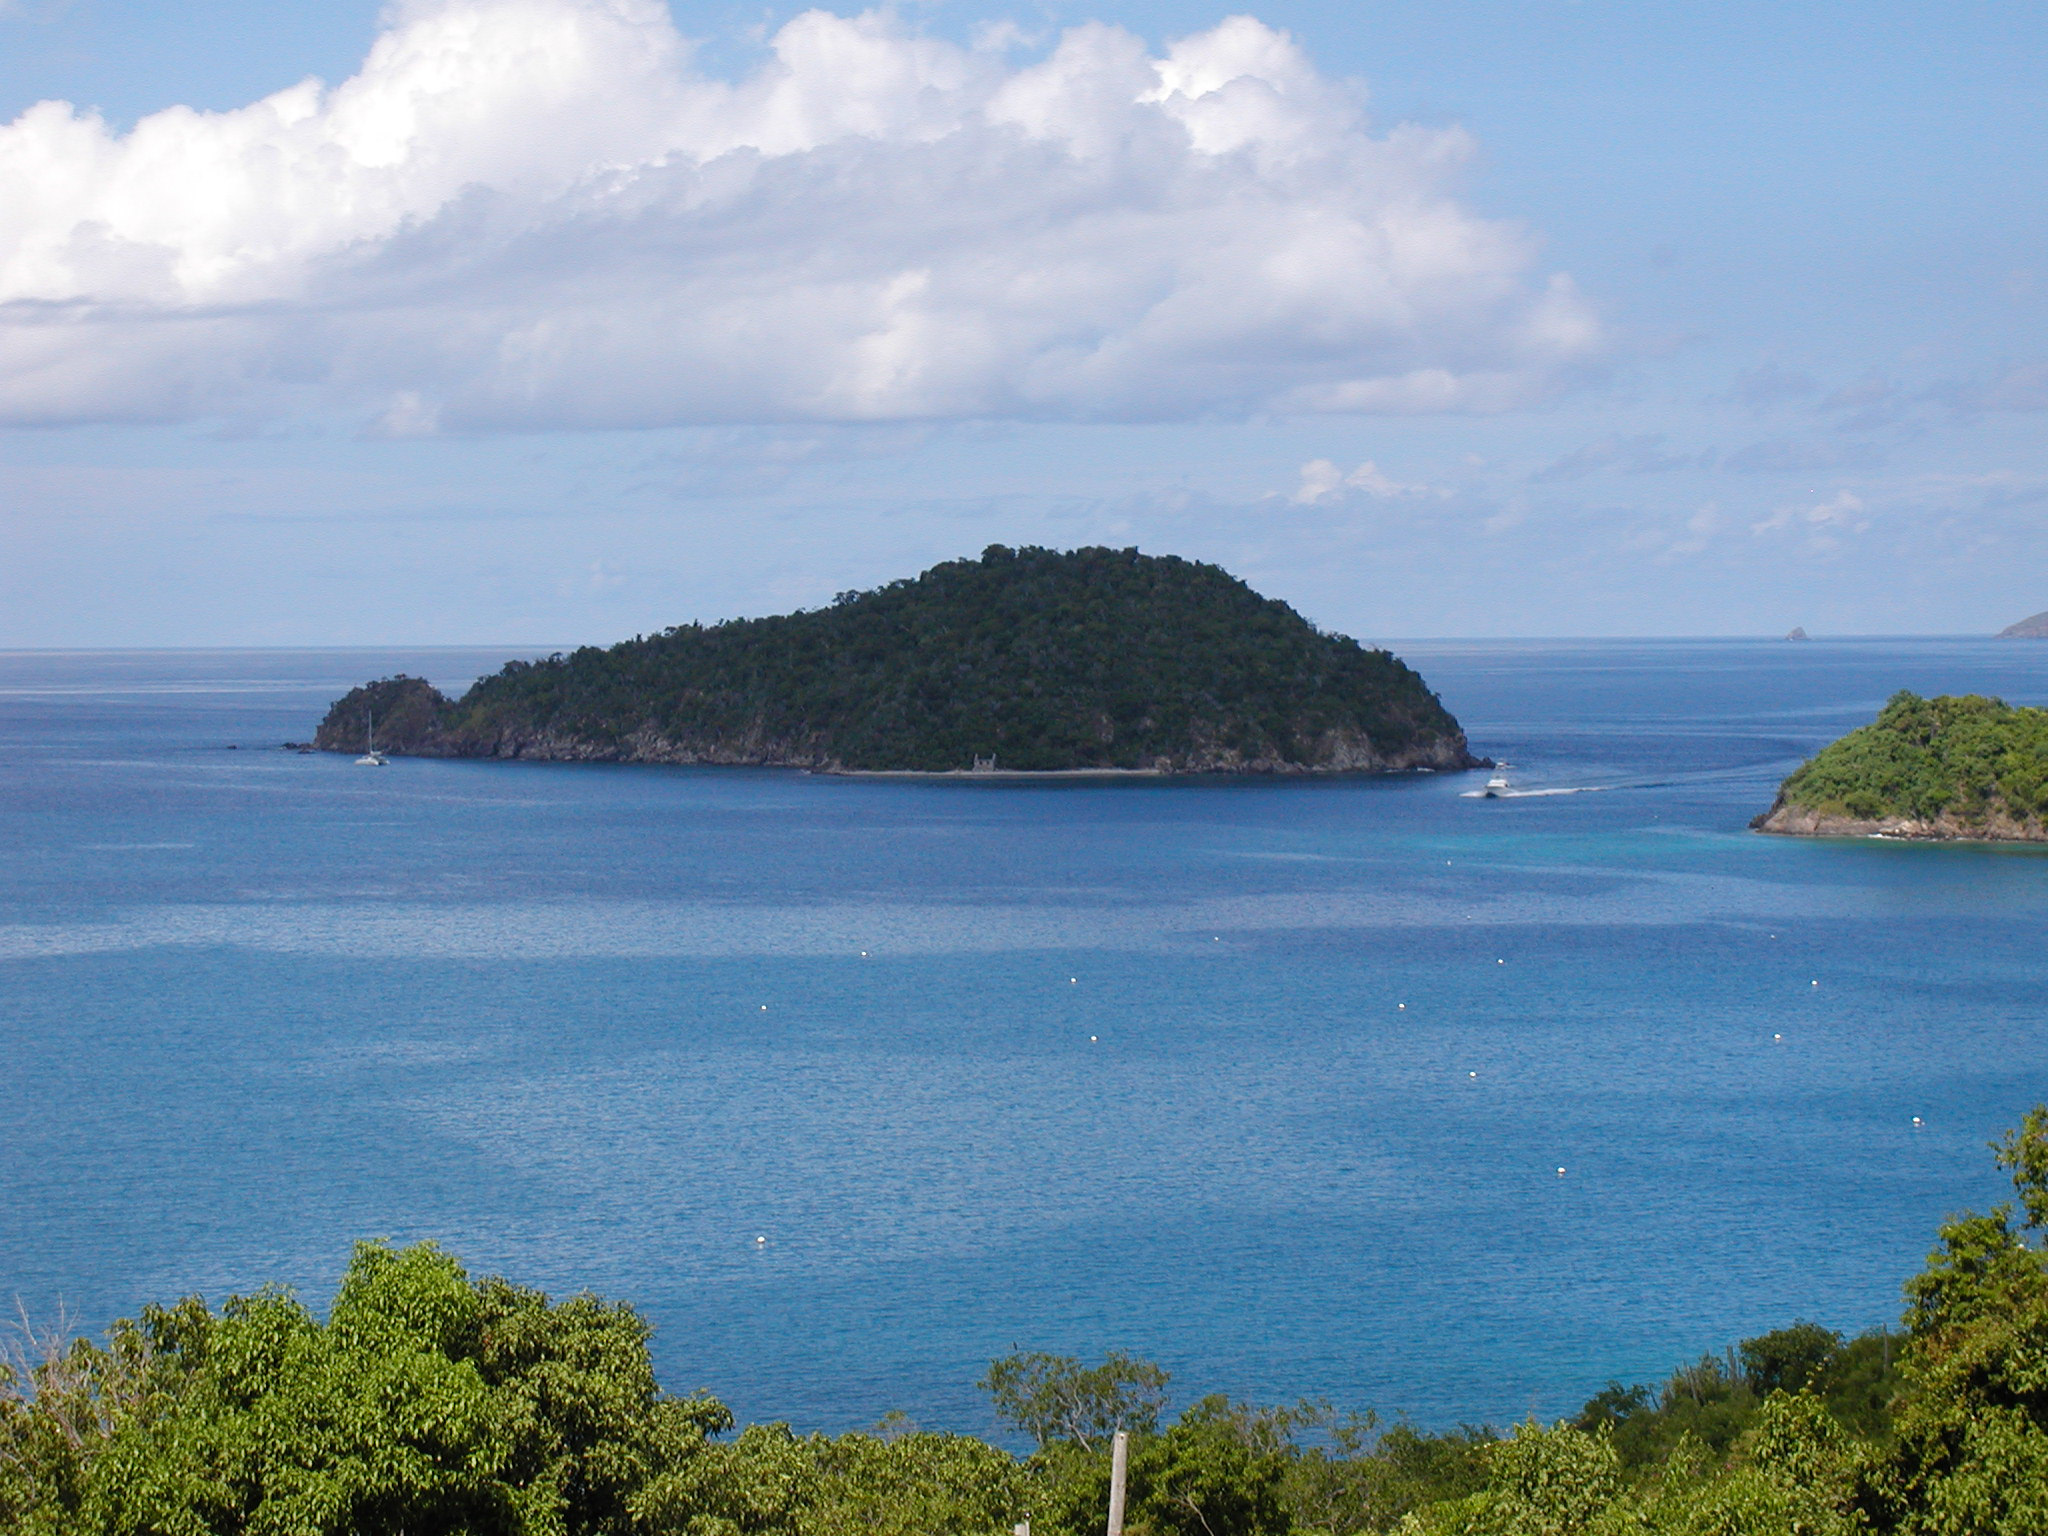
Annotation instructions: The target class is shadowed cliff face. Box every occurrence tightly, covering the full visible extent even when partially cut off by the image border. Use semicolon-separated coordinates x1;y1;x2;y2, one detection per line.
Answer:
312;709;1480;774
312;547;1488;776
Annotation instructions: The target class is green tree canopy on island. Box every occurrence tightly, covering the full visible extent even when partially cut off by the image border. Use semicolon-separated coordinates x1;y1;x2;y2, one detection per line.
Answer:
311;546;1480;774
1759;690;2048;836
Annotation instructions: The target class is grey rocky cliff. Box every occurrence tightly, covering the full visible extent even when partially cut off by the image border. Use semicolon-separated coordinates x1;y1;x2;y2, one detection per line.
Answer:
343;717;1480;775
1752;795;2048;843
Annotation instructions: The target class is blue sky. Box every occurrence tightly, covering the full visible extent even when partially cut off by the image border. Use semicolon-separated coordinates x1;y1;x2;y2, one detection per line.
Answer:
0;0;2042;645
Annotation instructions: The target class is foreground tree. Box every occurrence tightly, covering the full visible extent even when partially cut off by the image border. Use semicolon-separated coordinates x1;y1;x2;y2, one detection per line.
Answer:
2;1242;728;1536
980;1350;1170;1453
1018;1392;1293;1536
2;1245;1029;1536
633;1419;1026;1536
1860;1106;2048;1533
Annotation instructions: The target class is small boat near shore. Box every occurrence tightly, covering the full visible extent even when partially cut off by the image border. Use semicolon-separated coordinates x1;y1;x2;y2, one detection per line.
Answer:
1458;763;1604;800
355;710;387;766
1463;762;1512;798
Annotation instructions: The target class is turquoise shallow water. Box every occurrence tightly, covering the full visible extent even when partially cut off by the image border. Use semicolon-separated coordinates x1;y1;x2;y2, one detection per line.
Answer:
4;639;2048;1436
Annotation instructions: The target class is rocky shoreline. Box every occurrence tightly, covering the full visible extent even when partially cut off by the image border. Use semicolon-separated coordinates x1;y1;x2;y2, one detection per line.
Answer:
312;706;1485;777
830;757;1477;780
1751;797;2048;843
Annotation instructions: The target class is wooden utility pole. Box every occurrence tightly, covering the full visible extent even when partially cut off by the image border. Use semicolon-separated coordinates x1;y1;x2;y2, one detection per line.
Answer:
1106;1430;1129;1536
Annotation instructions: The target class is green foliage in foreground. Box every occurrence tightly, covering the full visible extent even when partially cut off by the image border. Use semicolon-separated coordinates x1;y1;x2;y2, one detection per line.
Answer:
1776;690;2048;825
982;1351;1170;1451
1573;1320;1900;1470
11;1110;2048;1535
311;546;1473;772
0;1243;734;1535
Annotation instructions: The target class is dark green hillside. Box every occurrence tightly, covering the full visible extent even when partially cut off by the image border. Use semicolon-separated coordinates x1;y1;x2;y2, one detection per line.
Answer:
313;673;448;756
1754;690;2048;840
313;546;1480;774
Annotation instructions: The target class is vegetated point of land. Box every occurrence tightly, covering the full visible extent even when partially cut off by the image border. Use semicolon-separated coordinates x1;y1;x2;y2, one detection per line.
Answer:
1753;690;2048;842
312;545;1486;775
1999;609;2048;638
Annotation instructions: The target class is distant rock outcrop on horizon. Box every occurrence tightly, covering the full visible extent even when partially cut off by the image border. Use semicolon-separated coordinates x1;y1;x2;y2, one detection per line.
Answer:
1785;626;1810;641
1999;610;2048;638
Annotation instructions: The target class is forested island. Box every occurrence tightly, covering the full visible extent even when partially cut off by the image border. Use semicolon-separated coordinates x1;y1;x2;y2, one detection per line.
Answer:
311;546;1482;775
10;1110;2048;1534
1753;690;2048;842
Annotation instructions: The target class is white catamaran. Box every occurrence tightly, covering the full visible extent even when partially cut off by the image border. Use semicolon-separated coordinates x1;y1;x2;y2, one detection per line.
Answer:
356;709;387;766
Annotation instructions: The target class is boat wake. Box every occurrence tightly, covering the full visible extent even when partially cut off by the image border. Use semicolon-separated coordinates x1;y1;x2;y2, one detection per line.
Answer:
1459;784;1605;799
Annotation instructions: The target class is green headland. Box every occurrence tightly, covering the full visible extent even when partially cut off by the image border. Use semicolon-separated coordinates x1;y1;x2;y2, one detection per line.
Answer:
1754;690;2048;841
313;546;1483;775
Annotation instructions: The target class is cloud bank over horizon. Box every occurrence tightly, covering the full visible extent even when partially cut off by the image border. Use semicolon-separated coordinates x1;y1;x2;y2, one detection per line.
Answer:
0;0;1595;431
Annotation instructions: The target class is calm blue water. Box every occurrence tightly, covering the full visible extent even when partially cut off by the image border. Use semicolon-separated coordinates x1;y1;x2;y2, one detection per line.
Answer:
5;640;2048;1438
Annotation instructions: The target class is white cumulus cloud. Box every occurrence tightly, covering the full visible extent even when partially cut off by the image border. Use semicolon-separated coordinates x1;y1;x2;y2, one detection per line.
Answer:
1291;457;1442;503
0;0;1598;429
1752;488;1870;552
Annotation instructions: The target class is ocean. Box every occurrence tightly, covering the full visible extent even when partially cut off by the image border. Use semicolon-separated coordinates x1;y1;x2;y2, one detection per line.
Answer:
4;638;2046;1438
